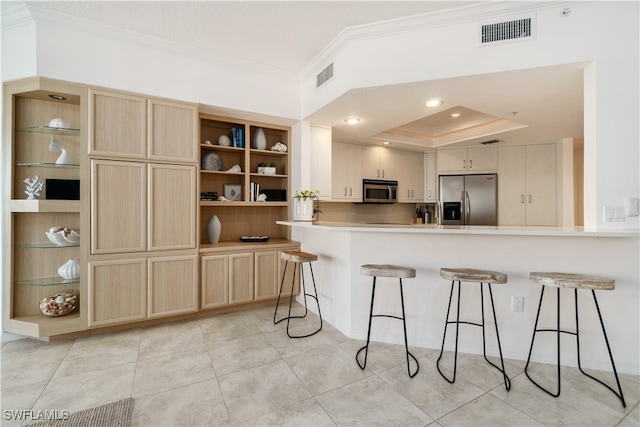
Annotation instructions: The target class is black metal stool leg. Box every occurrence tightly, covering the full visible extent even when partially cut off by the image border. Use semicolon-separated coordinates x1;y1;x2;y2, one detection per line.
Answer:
525;285;562;397
274;260;323;338
483;283;511;390
437;280;461;383
399;278;419;378
575;289;626;407
356;276;377;370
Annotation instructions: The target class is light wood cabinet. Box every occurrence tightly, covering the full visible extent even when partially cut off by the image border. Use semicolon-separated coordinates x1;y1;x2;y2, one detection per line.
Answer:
438;146;497;174
426;152;437;201
200;244;300;310
362;146;396;180
89;89;198;163
396;150;425;202
332;142;363;201
91;160;147;254
148;99;198;163
498;143;557;226
148;255;198;317
148;163;197;251
88;254;197;326
88;258;147;327
89;90;146;159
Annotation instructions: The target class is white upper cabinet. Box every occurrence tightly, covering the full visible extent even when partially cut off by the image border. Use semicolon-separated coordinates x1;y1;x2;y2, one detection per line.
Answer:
362;146;396;180
425;152;437;201
438;146;497;174
332;142;363;201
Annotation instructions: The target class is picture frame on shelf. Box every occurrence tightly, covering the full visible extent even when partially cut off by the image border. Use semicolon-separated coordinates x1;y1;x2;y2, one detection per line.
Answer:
224;184;242;201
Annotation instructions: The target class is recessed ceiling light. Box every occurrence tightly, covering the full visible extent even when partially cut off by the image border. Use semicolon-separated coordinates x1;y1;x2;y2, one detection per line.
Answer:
425;99;443;108
48;94;66;101
450;113;461;118
344;117;360;125
383;141;391;145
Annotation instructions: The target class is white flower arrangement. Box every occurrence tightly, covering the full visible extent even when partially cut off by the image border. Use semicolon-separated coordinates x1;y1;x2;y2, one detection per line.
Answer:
294;189;320;199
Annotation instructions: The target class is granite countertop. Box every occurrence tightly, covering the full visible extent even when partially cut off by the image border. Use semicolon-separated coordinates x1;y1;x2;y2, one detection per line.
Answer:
276;221;640;238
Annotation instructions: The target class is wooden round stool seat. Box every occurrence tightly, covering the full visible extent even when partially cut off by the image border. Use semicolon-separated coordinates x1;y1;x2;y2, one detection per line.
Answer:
361;264;416;279
529;272;614;290
440;268;507;284
281;250;318;263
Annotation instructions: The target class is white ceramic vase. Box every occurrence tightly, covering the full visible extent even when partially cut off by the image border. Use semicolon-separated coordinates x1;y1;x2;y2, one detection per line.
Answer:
208;215;221;244
293;197;315;221
254;128;267;150
57;258;80;280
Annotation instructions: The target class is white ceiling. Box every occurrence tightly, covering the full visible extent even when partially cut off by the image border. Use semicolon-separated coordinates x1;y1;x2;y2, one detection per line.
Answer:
8;1;584;151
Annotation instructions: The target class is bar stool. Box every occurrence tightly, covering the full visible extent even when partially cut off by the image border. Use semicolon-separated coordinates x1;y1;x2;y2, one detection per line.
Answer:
525;272;626;407
273;250;322;338
437;268;511;390
356;264;419;378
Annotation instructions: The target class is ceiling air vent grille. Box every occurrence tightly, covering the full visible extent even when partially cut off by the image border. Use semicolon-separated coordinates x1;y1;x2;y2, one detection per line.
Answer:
316;63;334;88
480;17;535;46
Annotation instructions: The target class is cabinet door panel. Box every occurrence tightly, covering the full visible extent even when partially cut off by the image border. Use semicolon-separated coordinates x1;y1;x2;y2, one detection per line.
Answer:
498;146;526;225
88;259;147;327
438;148;467;172
148;255;198;317
148;99;198;163
148;164;196;251
362;146;381;179
426;152;437;201
467;146;497;171
201;255;229;309
526;144;556;226
89;90;146;158
254;251;279;301
229;253;253;304
91;160;146;254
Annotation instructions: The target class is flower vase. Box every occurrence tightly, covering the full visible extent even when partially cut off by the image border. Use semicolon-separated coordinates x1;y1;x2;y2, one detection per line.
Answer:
208;215;221;244
254;127;267;150
57;258;80;280
293;197;315;221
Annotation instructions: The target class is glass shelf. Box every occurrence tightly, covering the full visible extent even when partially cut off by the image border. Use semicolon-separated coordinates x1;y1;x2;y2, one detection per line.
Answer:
17;162;80;169
16;242;79;249
16;126;80;136
16;277;80;287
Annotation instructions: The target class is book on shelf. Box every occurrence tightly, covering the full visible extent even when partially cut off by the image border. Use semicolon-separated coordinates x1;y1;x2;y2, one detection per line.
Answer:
232;127;244;148
250;182;260;201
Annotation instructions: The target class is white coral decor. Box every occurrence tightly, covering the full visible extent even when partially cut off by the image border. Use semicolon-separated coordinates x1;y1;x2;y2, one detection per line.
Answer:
24;175;45;200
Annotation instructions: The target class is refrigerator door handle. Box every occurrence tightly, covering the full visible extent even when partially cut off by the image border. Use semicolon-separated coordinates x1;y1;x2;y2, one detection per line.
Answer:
459;191;465;222
465;190;471;224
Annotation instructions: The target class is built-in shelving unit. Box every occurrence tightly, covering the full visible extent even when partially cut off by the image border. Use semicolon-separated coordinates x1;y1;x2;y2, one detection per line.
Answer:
3;77;87;337
199;114;292;244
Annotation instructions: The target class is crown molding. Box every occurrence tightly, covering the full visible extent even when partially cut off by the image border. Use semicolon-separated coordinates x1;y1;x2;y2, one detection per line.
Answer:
5;3;299;83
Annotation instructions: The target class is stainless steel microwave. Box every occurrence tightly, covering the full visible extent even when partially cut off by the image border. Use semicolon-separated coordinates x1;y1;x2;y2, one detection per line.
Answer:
362;179;398;203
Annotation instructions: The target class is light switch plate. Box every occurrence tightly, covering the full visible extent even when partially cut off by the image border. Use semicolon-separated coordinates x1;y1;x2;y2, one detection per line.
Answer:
625;198;639;217
604;206;624;222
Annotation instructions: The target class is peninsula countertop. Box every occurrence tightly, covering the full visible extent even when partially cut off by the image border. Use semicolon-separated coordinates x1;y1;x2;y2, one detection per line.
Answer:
276;220;640;238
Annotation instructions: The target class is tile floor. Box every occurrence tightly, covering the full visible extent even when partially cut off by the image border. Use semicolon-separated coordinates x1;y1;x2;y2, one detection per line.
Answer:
2;303;639;427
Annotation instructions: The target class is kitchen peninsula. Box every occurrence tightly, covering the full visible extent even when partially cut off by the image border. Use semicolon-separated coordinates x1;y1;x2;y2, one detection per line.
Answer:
278;220;640;375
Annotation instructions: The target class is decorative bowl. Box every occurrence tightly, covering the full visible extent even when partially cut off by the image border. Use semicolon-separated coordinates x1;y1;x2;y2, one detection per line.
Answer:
45;228;79;246
40;290;78;317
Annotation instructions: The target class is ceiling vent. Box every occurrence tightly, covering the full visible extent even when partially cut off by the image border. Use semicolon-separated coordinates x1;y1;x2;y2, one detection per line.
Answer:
480;16;535;46
316;63;334;88
480;139;501;145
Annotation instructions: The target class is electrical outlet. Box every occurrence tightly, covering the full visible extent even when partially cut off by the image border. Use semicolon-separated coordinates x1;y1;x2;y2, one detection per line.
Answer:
511;296;524;312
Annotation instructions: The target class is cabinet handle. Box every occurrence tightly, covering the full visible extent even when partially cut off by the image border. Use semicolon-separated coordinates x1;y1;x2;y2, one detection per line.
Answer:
344;187;347;197
469;159;472;169
463;159;466;169
411;189;414;198
428;189;432;199
407;189;411;197
521;194;525;204
381;169;384;178
350;187;353;197
528;194;532;204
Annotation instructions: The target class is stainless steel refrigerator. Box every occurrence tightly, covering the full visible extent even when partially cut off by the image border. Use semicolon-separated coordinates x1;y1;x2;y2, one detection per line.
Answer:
439;174;497;225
